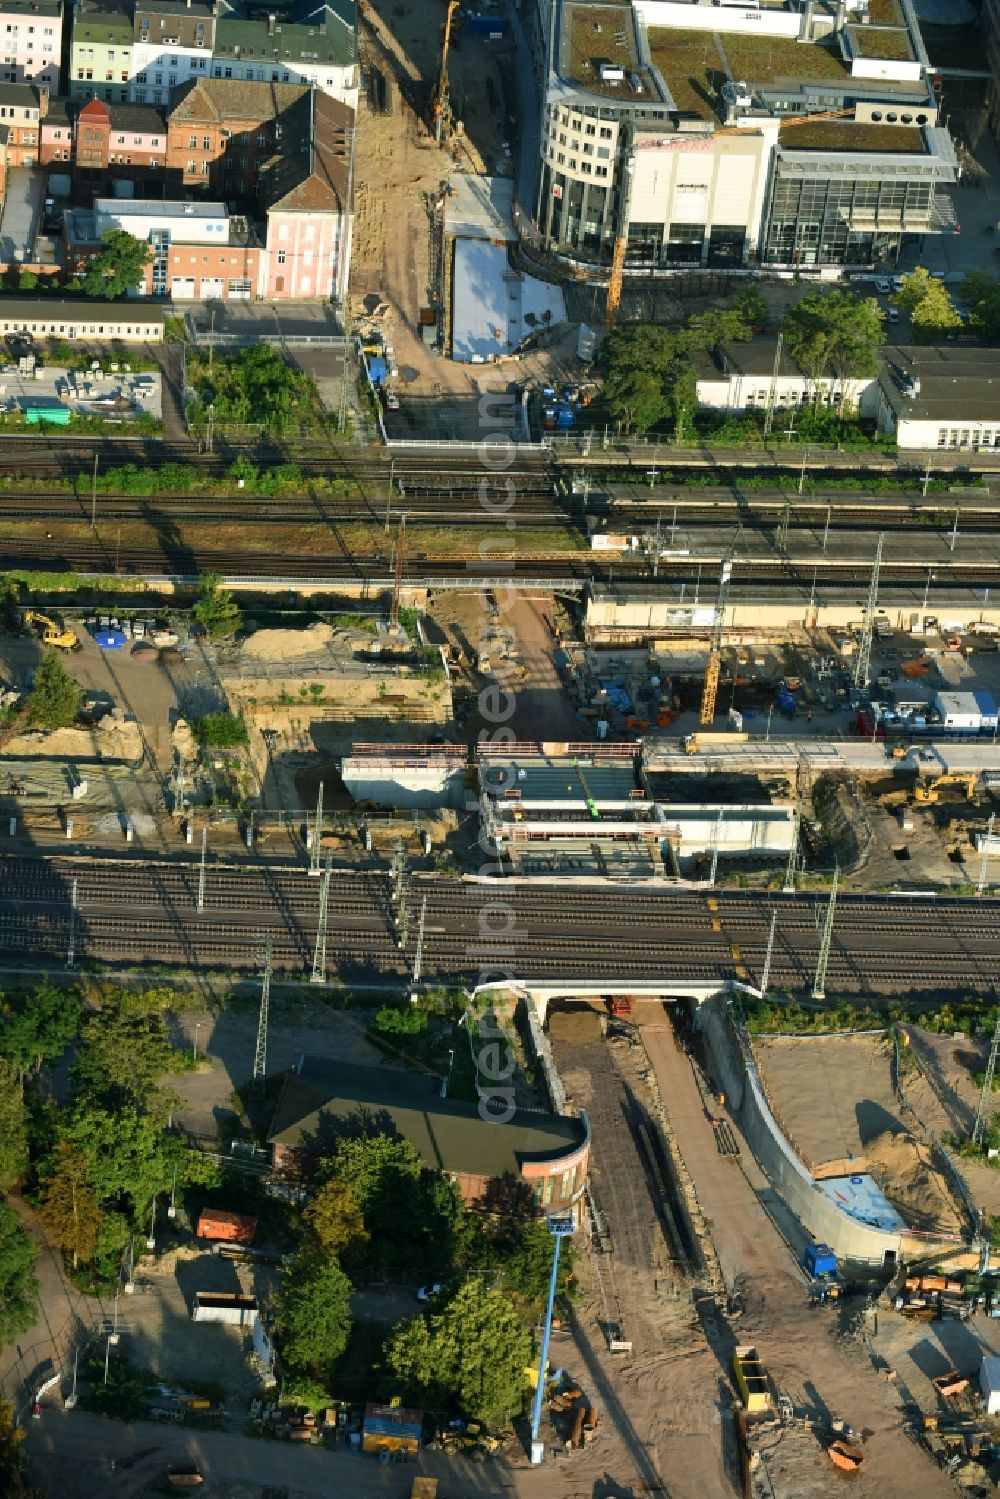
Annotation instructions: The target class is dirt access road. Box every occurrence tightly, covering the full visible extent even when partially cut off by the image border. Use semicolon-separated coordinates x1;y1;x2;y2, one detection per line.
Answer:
637;1009;954;1499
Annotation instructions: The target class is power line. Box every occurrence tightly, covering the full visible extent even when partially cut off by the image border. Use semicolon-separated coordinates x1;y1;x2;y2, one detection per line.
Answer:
853;532;885;690
973;1005;1000;1149
812;866;838;1001
310;781;324;876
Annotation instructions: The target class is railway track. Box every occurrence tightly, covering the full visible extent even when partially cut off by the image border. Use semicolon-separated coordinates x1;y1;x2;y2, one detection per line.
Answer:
2;853;998;996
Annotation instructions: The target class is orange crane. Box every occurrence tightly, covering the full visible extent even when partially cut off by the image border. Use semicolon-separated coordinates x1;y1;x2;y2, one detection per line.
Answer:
699;529;741;726
432;0;459;143
604;146;634;328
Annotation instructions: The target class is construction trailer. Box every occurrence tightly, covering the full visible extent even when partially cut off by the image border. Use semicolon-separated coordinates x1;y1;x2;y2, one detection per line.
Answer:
362;1403;422;1459
192;1292;259;1327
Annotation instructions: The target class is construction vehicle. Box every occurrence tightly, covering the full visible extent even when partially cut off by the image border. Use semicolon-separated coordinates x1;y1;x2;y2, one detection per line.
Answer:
682;731;748;754
21;611;80;652
431;0;459;142
699;530;742;726
914;773;977;803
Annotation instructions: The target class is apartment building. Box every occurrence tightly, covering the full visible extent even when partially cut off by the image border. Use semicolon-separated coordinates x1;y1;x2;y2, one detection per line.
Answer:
529;0;957;272
130;0;217;107
0;0;60;88
67;0;357;107
69;2;134;102
0;80;41;165
212;0;358;109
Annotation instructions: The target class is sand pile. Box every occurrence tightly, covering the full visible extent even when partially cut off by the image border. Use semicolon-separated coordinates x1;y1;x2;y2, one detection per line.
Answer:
172;717;198;761
5;714;143;762
864;1127;962;1234
242;622;335;662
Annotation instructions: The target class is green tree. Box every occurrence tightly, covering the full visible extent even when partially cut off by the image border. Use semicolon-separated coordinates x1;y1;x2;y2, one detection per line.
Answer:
322;1135;461;1275
895;268;962;343
0;1061;28;1194
26;651;81;729
384;1280;531;1421
372;1005;428;1038
276;1248;352;1378
782;290;884;413
0;981;80;1077
37;1140;101;1270
193;572;241;640
82;230;151;300
0;1397;41;1497
0;1204;38;1344
16;271;37;293
960;270;1000;340
304;1178;368;1259
71;989;178;1116
192;712;247;747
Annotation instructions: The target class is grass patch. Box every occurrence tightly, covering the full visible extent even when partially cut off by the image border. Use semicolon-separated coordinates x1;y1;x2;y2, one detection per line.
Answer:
848;25;912;61
744;994;995;1037
647;28;724;120
723;32;848;85
779;120;925;153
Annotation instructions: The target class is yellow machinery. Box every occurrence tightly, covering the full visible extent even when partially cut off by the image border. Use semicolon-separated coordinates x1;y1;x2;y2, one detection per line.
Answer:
914;774;977;804
432;0;459;142
699;530;741;726
22;611;80;651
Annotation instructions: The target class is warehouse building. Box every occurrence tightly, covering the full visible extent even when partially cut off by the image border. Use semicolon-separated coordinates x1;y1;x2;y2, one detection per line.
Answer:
875;345;1000;452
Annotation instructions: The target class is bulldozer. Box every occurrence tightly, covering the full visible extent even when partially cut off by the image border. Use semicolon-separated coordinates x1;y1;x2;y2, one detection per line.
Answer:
913;773;977;804
21;611;80;652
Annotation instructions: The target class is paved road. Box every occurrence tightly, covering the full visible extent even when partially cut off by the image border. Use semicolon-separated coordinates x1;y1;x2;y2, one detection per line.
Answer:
637;1013;953;1499
26;1409;510;1499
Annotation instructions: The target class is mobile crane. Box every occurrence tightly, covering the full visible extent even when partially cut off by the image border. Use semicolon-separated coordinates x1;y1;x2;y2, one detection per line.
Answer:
699;530;742;727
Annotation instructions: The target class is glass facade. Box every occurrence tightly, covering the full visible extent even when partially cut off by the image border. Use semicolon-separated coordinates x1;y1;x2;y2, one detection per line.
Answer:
763;169;935;266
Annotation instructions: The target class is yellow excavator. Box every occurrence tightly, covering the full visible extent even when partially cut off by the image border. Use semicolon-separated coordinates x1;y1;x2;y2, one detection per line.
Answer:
913;773;977;804
22;611;80;651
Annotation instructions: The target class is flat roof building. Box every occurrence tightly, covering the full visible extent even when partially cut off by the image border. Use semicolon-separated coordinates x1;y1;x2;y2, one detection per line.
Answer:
268;1056;591;1212
528;0;957;272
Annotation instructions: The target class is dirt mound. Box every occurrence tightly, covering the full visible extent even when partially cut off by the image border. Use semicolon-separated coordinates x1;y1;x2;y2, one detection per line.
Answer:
548;1009;603;1045
242;622;335;661
864;1126;962;1234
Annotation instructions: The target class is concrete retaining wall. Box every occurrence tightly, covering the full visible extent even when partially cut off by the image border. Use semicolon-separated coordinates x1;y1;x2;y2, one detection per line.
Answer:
698;1000;959;1264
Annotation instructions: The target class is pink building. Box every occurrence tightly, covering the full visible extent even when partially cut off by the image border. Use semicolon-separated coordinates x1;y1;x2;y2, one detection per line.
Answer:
0;0;61;88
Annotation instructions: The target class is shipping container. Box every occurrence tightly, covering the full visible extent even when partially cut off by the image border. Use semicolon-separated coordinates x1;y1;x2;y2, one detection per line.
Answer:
195;1208;257;1245
802;1243;837;1278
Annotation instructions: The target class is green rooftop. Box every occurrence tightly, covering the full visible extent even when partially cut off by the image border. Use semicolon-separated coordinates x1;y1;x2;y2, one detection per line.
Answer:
564;3;643;98
73;9;133;43
721;31;849;87
848;25;913;61
779;118;926;152
647;27;725;120
215;15;354;66
866;0;904;23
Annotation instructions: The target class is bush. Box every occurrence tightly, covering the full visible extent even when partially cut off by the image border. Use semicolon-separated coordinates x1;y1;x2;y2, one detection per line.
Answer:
373;1004;428;1038
193;713;248;748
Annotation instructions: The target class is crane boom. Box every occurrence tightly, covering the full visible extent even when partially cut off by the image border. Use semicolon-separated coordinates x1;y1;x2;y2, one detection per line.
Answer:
604;145;634;329
699;530;741;726
432;0;459;142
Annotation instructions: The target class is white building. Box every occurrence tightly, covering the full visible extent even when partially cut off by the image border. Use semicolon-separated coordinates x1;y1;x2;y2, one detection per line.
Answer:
876;345;1000;452
130;0;216;109
694;339;879;419
94;195;229;243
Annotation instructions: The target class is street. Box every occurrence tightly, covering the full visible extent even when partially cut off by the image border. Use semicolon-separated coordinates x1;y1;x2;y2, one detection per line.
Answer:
25;1410;511;1499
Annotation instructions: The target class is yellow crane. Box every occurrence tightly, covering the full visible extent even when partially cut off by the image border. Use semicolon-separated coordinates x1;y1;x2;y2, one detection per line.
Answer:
604;145;634;329
699;530;741;727
432;0;460;143
22;611;80;651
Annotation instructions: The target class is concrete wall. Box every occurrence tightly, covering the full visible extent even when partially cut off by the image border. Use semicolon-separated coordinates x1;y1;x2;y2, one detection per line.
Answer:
697;999;959;1264
341;762;466;809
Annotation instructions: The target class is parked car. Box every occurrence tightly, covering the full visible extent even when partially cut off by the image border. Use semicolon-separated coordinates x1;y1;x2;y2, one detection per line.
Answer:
875;278;891;294
385;392;400;412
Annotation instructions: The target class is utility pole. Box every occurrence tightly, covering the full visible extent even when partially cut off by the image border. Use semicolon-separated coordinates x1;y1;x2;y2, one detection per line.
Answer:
311;855;333;985
709;811;722;887
974;1006;1000;1148
254;931;272;1081
762;332;783;442
776;493;791;553
309;781;324;875
652;512;662;579
196;825;207;914
91;453;99;532
390;515;406;631
760;908;777;998
783;811;800;893
949;506;960;552
978;813;996;898
853;532;885;690
66;877;78;969
412;894;428;986
812;866;839;1001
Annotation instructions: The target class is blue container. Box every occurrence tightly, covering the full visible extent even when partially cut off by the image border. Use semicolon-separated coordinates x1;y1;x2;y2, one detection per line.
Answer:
466;12;507;37
803;1242;837;1278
